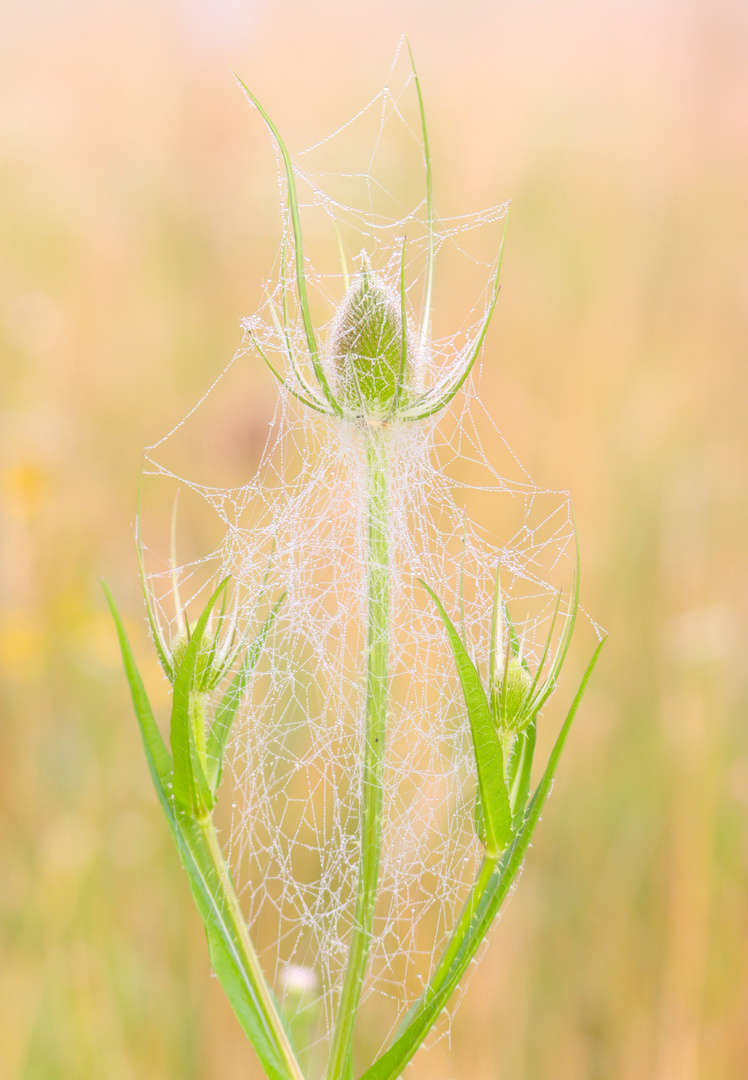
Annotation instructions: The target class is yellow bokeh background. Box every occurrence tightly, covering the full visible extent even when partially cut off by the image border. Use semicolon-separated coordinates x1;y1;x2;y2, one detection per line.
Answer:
1;2;746;1078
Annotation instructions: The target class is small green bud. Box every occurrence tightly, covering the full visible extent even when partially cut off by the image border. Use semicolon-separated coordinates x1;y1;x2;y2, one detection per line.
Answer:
170;628;216;688
170;630;189;673
496;657;534;733
329;256;412;419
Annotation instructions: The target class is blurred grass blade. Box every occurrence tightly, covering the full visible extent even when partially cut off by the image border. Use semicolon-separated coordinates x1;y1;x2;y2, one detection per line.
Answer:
362;636;606;1080
206;592;285;794
103;582;172;785
421;579;512;857
170;578;229;813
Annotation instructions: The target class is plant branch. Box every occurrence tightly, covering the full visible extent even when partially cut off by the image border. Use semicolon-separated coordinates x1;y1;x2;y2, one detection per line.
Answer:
327;432;390;1080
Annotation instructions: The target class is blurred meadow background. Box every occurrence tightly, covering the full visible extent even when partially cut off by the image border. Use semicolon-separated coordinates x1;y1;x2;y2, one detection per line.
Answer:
1;1;746;1078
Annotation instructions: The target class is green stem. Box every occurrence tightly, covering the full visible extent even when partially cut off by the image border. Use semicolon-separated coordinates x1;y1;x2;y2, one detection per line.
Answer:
392;855;496;1044
425;856;495;999
198;816;306;1080
328;432;390;1080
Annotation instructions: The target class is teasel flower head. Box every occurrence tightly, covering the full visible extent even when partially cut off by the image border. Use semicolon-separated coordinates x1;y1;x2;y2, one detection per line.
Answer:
487;560;578;741
134;501;277;693
236;56;506;430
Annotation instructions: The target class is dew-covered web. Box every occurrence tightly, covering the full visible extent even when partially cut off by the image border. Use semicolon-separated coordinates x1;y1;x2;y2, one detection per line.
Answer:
141;43;601;1073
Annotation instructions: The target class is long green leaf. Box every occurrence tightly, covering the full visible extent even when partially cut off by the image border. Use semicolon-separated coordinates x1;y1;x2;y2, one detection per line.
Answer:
169;808;301;1080
265;275;329;409
205;593;285;793
106;583;302;1080
249;331;334;417
360;636;606;1080
204;921;297;1072
170;579;229;813
421;580;512;857
103;582;172;786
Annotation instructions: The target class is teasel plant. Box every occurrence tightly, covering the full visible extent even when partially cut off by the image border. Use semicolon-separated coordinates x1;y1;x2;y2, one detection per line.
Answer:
105;48;605;1080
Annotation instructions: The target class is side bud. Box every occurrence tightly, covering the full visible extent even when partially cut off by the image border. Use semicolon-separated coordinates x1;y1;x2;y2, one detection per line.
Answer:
496;657;534;734
170;628;216;690
329;255;412;420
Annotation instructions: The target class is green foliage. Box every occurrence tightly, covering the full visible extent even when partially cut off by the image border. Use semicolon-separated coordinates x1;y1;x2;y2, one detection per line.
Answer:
360;637;606;1080
236;52;506;430
108;50;604;1080
205;593;285;794
104;583;303;1080
420;579;513;858
169;579;228;815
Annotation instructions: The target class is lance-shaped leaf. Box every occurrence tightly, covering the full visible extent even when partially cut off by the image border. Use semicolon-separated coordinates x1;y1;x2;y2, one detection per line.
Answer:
420;580;512;858
105;583;303;1080
205;592;285;794
249;331;334;417
172;811;302;1080
170;578;230;814
103;583;172;788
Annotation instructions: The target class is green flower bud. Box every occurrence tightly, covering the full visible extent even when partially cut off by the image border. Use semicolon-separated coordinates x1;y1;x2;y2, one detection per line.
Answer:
496;657;534;733
329;256;412;420
170;628;216;689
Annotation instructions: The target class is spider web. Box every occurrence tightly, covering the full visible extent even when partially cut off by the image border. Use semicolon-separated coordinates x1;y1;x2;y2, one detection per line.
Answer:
140;42;600;1076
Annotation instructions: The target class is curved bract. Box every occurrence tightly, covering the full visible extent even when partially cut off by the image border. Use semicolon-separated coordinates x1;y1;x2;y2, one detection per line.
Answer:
235;50;506;431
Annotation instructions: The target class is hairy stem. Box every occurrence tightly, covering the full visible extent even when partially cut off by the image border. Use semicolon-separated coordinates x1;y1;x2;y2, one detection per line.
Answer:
425;856;495;999
391;855;497;1045
328;432;390;1080
198;816;306;1080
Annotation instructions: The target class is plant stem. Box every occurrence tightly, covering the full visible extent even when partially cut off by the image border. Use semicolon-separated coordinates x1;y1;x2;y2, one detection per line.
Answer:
198;816;306;1080
424;856;496;999
391;855;497;1044
328;431;390;1080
